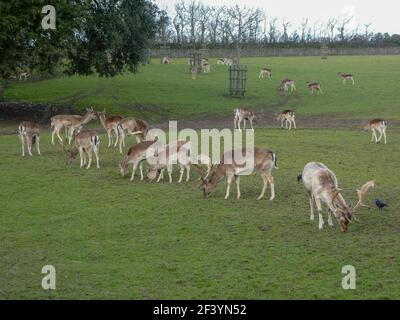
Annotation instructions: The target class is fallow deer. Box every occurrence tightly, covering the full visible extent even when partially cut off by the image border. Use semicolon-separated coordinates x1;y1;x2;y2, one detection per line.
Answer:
19;72;30;81
66;130;100;169
306;82;323;95
259;68;272;79
147;140;192;183
224;58;233;66
364;119;388;144
18;121;41;157
278;78;296;92
277;110;296;130
50;108;97;145
217;58;225;65
97;110;124;147
200;147;278;200
117;117;149;154
162;56;171;64
234;108;255;131
191;67;198;80
301;162;374;232
337;72;355;85
202;62;211;73
119;137;159;181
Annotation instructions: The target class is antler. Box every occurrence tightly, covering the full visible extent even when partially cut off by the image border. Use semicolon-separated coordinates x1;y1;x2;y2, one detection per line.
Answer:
353;180;375;211
191;163;208;181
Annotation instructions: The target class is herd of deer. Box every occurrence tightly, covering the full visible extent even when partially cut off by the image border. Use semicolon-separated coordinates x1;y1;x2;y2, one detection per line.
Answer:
16;61;388;233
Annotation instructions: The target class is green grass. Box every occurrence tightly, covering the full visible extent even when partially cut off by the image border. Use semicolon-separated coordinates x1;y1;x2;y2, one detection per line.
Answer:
1;128;399;299
3;55;400;121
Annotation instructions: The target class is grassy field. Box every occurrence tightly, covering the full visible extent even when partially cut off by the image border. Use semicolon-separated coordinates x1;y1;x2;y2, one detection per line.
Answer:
3;55;400;122
1;55;400;299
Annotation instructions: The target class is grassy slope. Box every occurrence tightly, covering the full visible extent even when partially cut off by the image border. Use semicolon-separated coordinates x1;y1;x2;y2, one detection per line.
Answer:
1;128;399;299
3;56;400;121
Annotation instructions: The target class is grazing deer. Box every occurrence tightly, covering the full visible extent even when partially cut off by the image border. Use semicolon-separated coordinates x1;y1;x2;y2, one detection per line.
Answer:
217;58;225;65
50;108;97;145
18;121;41;157
191;67;198;80
259;68;272;79
117;117;149;154
301;162;373;232
147;140;192;183
19;72;30;81
202;62;211;73
97;110;124;148
224;58;233;66
278;78;296;92
277;110;296;130
234;108;255;131
119;137;159;181
162;56;171;64
337;72;354;85
200;147;277;200
364;119;388;144
306;82;323;95
66;130;100;169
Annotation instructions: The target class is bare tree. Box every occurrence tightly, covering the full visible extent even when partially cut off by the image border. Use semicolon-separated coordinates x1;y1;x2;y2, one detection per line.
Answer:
337;16;353;42
300;18;309;43
268;17;278;43
281;19;291;43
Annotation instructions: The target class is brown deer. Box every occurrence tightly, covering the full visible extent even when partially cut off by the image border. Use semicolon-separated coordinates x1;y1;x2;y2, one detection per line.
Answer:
364;119;388;144
117;117;149;154
306;82;323;95
97;110;124;148
301;162;374;232
278;78;296;92
66;130;100;169
18;121;41;157
259;68;272;79
337;72;355;85
50;108;97;145
234;108;255;131
277;110;296;130
200;147;278;200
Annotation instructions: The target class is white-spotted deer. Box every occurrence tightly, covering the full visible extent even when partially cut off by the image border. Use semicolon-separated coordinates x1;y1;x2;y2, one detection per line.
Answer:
306;82;323;94
119;137;159;181
278;78;296;92
259;68;272;79
301;162;374;232
50;108;97;145
277;110;296;130
200;147;278;200
364;119;388;144
18;121;41;157
234;108;255;131
337;72;354;85
66;130;100;169
117;117;149;154
97;110;124;147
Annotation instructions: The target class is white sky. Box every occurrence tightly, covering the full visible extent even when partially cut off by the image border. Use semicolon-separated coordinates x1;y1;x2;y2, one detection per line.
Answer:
154;0;400;34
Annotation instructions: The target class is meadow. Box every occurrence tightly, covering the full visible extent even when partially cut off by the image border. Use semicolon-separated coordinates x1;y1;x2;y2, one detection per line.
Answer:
1;55;399;299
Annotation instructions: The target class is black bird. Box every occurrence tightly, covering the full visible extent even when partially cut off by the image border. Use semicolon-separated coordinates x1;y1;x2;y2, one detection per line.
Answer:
375;199;388;210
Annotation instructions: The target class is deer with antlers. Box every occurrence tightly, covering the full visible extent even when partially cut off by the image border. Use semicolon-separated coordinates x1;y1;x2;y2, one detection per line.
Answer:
117;117;149;154
277;110;296;130
337;72;355;85
200;147;277;200
65;130;100;169
259;68;272;79
234;108;256;131
18;121;41;157
50;108;97;145
119;137;159;181
364;119;388;144
301;162;374;232
306;82;323;95
278;78;296;92
97;110;124;148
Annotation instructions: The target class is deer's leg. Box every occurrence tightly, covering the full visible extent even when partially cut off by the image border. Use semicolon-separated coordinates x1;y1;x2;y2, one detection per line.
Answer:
79;148;84;167
157;168;164;182
238;118;242;131
235;175;241;200
383;129;387;144
56;127;63;144
257;172;268;200
243;119;246;130
327;209;334;227
119;133;124;154
20;135;25;157
288;119;292;131
352;78;355;85
249;118;254;131
36;136;41;155
130;162;138;181
178;164;184;183
135;135;141;144
86;149;92;169
107;130;112;147
292;118;297;129
224;173;234;199
309;193;314;221
139;162;144;180
314;197;324;230
27;137;33;156
94;147;100;169
186;165;190;182
168;165;173;183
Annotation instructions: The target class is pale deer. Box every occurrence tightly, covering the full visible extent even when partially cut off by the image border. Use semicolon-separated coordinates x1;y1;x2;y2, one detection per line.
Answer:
259;68;272;79
301;162;374;232
66;130;100;169
147;140;192;183
277;110;296;130
97;110;124;147
50;108;97;145
337;72;355;85
117;117;149;154
224;58;233;66
162;56;171;64
278;78;296;92
217;58;225;65
234;108;255;131
19;72;30;81
119;137;159;181
364;119;388;144
18;121;41;157
200;147;277;200
202;62;211;73
191;67;198;80
306;82;323;95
